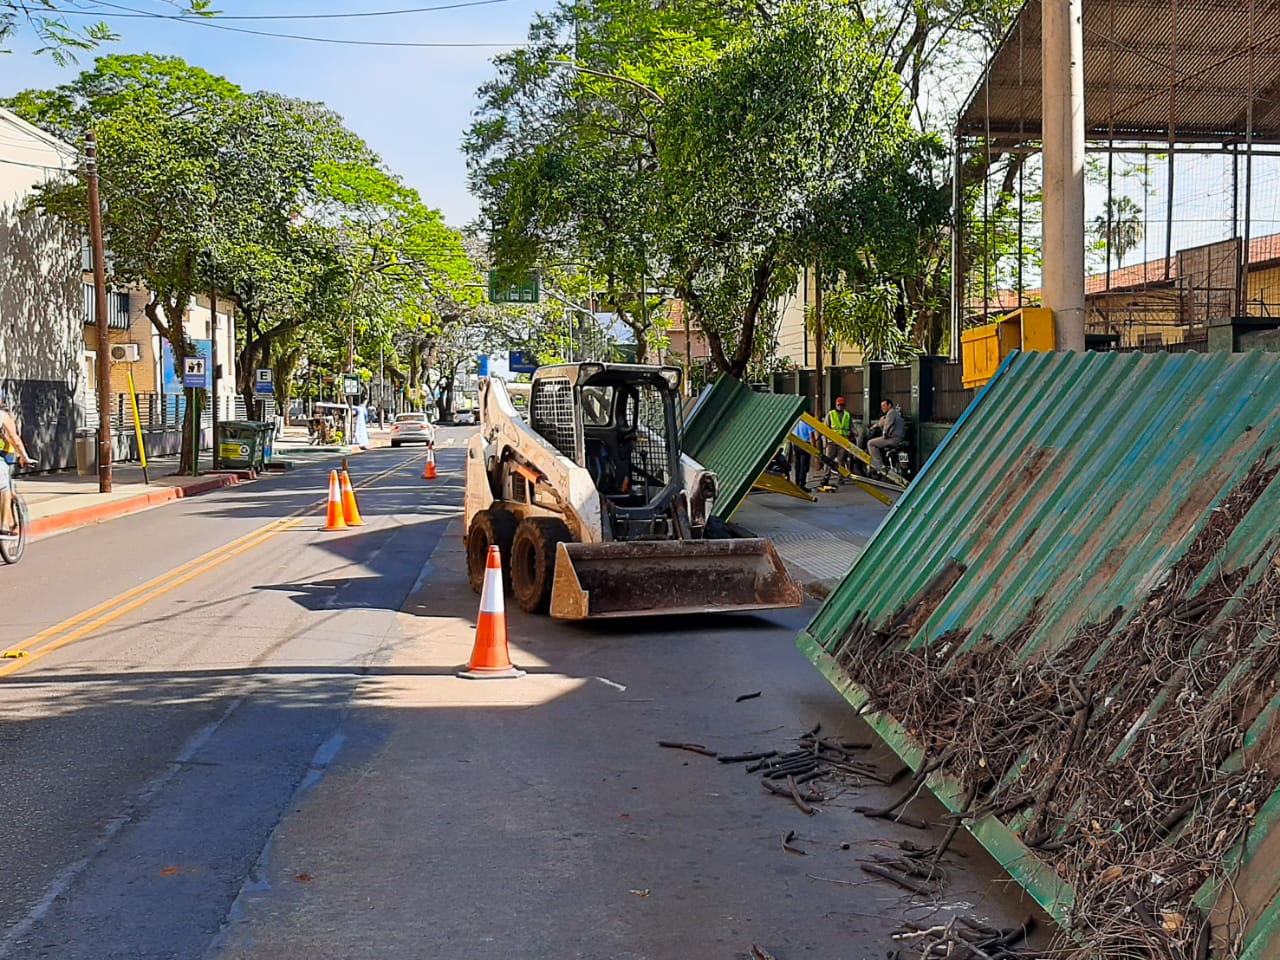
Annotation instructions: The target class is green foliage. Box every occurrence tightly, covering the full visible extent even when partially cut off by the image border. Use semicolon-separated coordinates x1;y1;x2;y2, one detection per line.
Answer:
0;1;212;65
6;52;499;467
468;0;947;376
1089;195;1145;271
811;284;917;363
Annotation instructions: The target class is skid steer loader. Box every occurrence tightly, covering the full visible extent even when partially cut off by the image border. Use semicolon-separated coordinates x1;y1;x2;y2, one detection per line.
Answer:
463;362;802;620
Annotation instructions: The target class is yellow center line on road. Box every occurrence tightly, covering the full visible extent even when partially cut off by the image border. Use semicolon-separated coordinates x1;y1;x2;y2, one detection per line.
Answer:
0;518;304;678
0;449;430;679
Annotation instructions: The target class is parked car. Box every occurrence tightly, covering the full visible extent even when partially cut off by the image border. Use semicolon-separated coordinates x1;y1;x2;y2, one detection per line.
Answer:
390;412;436;447
453;409;477;425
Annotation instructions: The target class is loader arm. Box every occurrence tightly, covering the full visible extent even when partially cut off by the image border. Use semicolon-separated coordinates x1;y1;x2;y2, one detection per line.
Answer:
465;376;605;543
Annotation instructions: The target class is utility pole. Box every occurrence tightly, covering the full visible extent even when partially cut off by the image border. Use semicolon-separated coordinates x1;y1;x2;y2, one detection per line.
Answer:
1041;0;1086;350
813;263;826;420
210;289;219;469
85;131;113;493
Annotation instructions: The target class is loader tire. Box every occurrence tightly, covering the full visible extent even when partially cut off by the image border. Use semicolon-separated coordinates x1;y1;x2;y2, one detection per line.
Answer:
467;509;518;594
510;517;572;614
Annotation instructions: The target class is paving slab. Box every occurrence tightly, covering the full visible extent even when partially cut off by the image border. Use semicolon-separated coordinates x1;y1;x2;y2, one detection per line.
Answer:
733;481;897;597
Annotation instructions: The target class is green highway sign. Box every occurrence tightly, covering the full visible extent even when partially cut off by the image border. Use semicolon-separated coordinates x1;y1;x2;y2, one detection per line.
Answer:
488;270;539;304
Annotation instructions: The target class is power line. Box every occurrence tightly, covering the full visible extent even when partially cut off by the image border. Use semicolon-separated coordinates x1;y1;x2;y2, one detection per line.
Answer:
63;0;519;21
49;0;532;46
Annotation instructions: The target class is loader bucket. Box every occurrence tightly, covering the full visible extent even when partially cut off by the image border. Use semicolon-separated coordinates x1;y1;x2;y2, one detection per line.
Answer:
549;539;803;620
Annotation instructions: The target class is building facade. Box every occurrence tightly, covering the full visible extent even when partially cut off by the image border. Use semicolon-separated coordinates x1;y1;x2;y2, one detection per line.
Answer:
0;107;84;470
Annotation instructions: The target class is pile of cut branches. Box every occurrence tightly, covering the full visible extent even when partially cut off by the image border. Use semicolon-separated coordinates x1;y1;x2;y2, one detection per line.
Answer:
828;455;1280;959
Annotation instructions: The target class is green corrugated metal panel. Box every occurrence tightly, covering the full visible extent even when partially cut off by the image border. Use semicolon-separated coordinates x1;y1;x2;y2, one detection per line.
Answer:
684;375;808;520
797;350;1280;956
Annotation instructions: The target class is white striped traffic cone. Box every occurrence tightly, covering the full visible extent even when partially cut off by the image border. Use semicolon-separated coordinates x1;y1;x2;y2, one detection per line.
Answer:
457;544;524;679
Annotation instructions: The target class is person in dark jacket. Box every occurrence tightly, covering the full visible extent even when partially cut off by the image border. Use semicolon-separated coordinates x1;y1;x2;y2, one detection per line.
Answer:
867;398;905;470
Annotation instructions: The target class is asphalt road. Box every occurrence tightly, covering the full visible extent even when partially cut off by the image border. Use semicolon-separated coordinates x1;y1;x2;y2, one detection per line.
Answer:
0;431;1046;959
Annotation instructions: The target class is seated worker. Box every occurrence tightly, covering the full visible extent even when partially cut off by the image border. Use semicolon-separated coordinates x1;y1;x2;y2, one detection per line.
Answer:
867;398;906;471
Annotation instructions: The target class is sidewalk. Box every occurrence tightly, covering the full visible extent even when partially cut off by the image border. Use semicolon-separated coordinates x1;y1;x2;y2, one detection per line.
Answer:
733;479;897;597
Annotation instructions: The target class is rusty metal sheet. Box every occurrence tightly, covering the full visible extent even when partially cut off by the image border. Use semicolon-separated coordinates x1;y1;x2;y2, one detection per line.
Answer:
797;350;1280;958
683;375;808;519
550;538;802;619
959;0;1280;143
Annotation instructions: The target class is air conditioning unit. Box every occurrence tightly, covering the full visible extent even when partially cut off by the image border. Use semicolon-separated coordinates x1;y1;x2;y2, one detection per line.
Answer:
110;343;141;363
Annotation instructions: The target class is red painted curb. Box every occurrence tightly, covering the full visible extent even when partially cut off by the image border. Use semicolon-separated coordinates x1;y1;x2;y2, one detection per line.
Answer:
27;474;243;540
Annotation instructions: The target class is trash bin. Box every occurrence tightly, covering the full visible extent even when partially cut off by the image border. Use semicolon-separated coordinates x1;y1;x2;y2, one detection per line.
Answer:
75;430;97;477
257;421;275;467
217;421;260;470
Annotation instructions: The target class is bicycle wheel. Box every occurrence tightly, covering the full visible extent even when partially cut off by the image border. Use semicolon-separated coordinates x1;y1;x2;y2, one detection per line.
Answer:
1;496;28;564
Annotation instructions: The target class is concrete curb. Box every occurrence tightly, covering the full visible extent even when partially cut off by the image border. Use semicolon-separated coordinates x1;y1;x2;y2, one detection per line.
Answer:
27;473;246;541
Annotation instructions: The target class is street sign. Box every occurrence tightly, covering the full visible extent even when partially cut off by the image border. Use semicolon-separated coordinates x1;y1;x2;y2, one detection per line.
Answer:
255;368;274;395
342;374;361;396
509;350;538;374
477;355;490;378
487;270;539;304
183;357;208;389
163;340;211;395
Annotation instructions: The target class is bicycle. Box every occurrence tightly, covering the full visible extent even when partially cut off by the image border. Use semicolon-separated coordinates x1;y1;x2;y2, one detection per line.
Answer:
1;458;34;565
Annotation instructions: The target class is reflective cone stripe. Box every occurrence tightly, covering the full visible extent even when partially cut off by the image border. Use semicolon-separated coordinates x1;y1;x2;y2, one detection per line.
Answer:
324;470;347;530
458;544;524;679
339;470;365;526
423;444;438;480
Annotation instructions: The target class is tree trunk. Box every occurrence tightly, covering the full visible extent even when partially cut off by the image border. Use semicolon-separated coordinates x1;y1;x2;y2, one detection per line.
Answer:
147;295;200;475
728;250;777;379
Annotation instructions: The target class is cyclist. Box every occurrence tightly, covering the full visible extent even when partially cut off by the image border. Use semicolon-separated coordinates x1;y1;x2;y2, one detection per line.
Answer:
0;394;33;535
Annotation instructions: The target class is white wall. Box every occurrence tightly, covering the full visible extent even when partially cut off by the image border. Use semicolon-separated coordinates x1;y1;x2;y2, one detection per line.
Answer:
0;108;86;467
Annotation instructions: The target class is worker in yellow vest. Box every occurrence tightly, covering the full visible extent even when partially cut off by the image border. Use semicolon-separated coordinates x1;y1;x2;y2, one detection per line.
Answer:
823;397;856;484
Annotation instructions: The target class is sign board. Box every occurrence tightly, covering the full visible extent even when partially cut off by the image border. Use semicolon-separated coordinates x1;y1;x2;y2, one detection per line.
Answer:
342;374;361;396
509;350;538;375
487;270;539;304
183;357;208;389
1178;237;1241;326
162;340;212;395
477;355;490;378
254;368;274;395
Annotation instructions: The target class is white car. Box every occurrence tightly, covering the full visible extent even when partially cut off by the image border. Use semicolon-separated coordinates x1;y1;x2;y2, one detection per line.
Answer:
453;409;477;425
390;412;436;447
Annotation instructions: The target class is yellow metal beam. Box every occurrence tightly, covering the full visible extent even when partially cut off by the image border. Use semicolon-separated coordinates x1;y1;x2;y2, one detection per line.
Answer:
787;433;894;506
799;412;908;489
752;471;817;502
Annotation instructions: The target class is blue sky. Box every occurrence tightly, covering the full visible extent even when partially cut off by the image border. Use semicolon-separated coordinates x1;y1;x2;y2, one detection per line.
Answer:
0;0;550;227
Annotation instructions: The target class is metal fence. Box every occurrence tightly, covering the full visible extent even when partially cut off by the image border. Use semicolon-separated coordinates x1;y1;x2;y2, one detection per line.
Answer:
836;367;864;418
1123;334;1210;354
881;364;913;408
932;360;975;422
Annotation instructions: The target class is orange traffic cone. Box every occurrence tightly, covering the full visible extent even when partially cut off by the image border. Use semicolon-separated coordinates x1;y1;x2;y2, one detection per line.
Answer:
324;470;347;531
422;444;438;480
458;545;524;680
339;470;365;526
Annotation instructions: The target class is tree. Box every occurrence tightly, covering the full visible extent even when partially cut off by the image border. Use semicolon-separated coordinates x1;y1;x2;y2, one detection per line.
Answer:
5;55;391;472
470;1;947;377
1090;195;1145;271
1;1;210;65
657;6;946;376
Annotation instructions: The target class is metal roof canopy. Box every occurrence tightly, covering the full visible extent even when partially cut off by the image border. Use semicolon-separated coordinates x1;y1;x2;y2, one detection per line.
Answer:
958;0;1280;144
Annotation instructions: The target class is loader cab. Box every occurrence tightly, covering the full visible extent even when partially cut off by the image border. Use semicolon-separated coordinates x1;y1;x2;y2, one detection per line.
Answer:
529;363;686;540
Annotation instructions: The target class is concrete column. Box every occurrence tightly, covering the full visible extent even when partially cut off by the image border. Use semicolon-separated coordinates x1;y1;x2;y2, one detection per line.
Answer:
1041;0;1086;351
